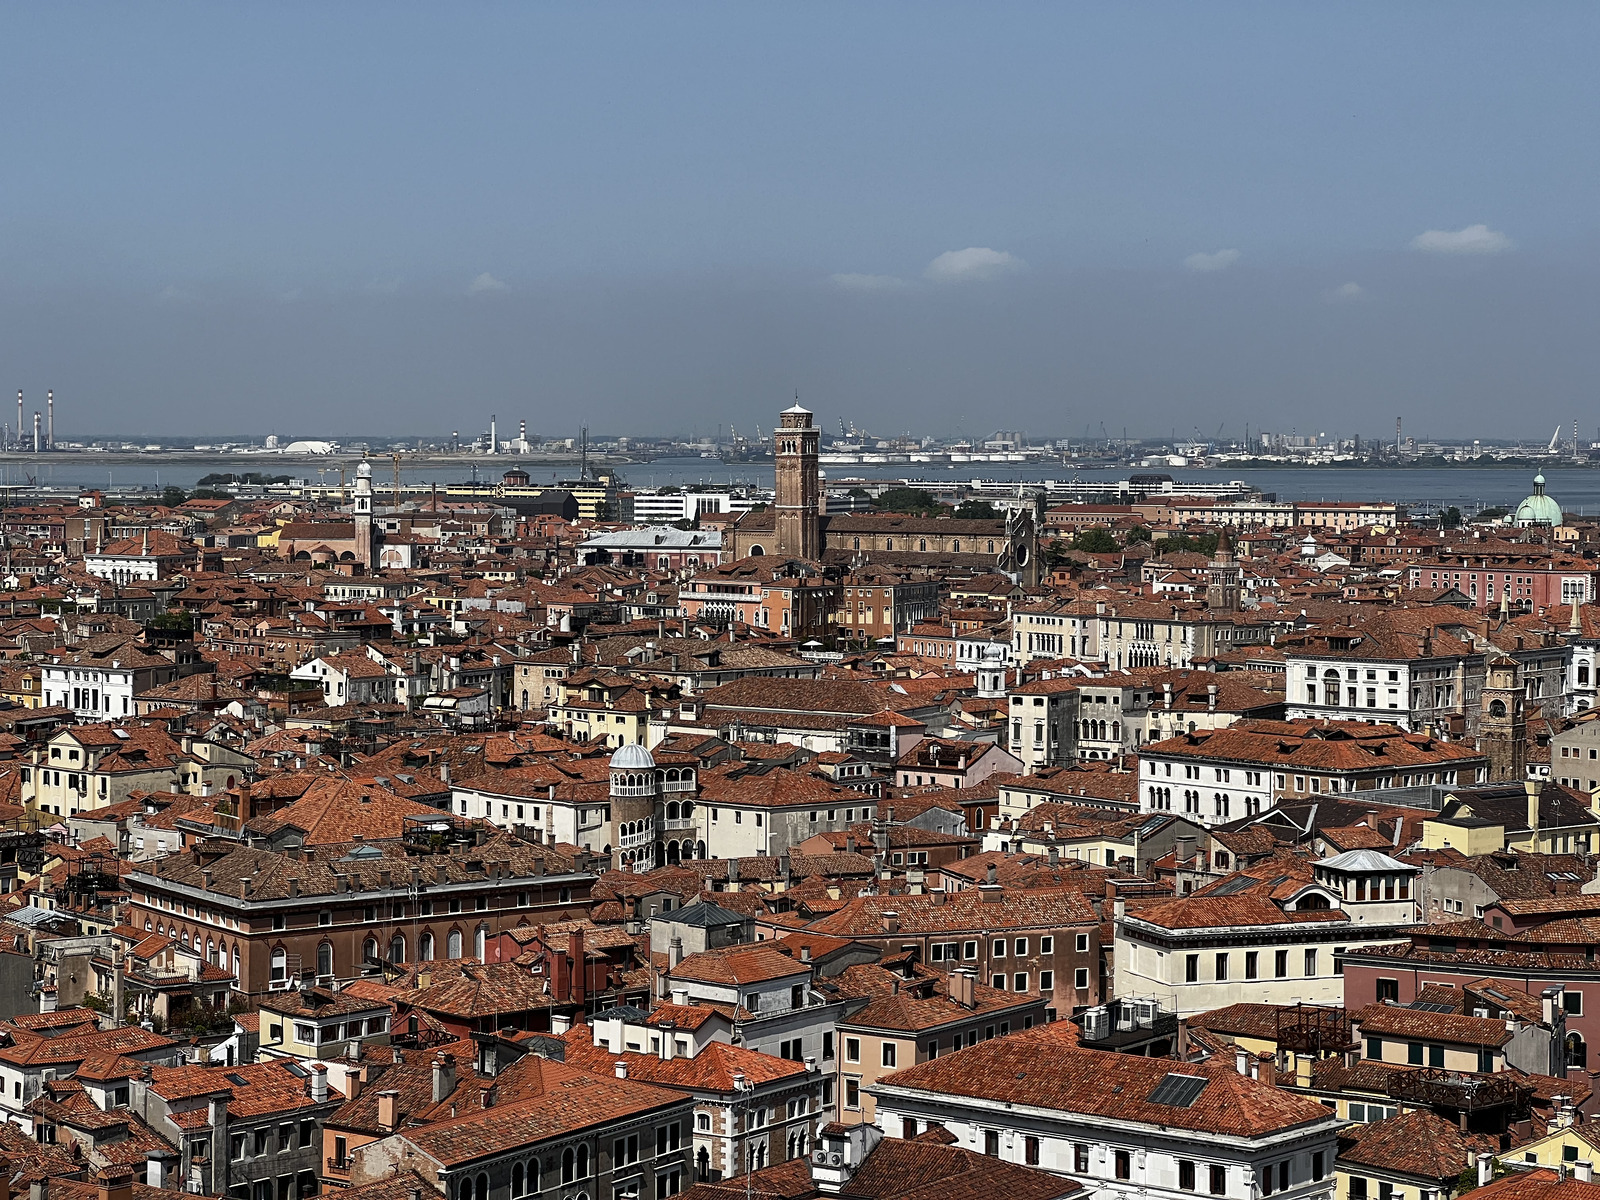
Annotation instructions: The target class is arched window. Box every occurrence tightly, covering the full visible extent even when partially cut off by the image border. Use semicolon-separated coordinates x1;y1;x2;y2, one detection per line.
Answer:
270;947;286;984
388;935;406;964
512;1164;523;1197
363;937;378;965
561;1150;575;1184
666;802;679;820
1489;699;1507;718
1568;1031;1587;1069
682;801;693;818
419;932;435;961
456;1179;471;1200
528;1161;539;1193
447;930;463;959
475;1175;488;1200
231;946;240;979
476;925;487;962
207;938;215;964
578;1146;589;1178
317;942;333;978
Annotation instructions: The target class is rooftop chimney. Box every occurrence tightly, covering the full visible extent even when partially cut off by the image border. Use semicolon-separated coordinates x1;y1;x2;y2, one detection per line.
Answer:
377;1089;399;1133
432;1052;457;1103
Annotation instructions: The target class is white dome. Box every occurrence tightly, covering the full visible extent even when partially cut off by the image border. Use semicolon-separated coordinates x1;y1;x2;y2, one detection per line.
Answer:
610;743;656;770
357;460;372;478
980;643;1006;664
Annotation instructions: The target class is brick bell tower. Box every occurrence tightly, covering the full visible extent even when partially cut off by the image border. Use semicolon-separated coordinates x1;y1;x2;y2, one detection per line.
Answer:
774;400;820;560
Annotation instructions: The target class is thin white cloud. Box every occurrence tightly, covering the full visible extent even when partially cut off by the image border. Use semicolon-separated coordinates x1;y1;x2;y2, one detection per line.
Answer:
1326;281;1364;302
1410;224;1514;255
1183;248;1240;273
468;272;509;295
923;247;1024;283
829;273;909;291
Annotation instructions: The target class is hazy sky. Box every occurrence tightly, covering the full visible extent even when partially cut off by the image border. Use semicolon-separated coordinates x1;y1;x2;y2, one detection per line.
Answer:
2;3;1598;441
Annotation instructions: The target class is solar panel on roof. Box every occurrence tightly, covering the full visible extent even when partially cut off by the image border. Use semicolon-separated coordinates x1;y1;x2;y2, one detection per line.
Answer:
1208;876;1260;896
1407;1001;1455;1013
1147;1074;1209;1107
225;1073;249;1086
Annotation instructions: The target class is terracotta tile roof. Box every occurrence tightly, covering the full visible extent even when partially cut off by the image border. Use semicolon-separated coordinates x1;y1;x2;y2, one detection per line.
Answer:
560;1028;808;1091
875;1020;1335;1138
805;886;1096;939
1353;1003;1514;1047
399;1071;686;1167
671;942;810;987
836;962;1042;1033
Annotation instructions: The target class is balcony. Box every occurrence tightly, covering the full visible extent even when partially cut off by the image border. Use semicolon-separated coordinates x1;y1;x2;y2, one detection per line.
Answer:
662;818;694;832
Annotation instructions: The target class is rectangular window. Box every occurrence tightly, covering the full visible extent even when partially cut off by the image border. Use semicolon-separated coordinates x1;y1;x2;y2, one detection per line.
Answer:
1367;1037;1383;1059
985;1131;1000;1157
845;1079;859;1109
1275;950;1288;978
1115;1151;1132;1181
1075;1144;1090;1174
1180;1161;1196;1191
1304;948;1317;976
1025;1137;1040;1166
992;939;1006;958
1185;954;1199;982
1429;1043;1445;1067
1014;972;1027;992
1566;992;1584;1016
1312;1153;1325;1182
1211;1166;1227;1195
1350;1179;1368;1200
1408;1041;1424;1065
1244;951;1258;979
1014;938;1027;956
1215;953;1228;981
881;1043;896;1068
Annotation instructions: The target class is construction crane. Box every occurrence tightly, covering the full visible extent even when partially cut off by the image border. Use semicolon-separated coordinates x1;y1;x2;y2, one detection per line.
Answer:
1549;425;1564;452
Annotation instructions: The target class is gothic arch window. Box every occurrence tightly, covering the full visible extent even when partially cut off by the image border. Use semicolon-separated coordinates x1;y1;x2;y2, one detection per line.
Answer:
388;935;406;964
475;1174;488;1200
512;1165;524;1197
852;539;860;550
363;937;378;966
1489;699;1507;718
919;540;927;552
447;929;464;960
418;931;435;961
317;941;333;978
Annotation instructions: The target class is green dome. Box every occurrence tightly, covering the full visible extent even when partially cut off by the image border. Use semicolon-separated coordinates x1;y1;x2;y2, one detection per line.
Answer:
1514;473;1563;526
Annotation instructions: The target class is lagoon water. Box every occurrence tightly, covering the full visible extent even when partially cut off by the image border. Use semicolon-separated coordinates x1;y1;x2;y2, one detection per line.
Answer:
1;455;1594;516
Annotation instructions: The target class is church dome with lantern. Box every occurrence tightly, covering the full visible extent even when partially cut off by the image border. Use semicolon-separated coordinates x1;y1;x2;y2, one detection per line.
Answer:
1514;473;1563;527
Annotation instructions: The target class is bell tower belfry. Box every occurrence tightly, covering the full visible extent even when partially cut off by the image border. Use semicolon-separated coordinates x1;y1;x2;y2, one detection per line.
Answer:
774;401;820;560
354;458;374;570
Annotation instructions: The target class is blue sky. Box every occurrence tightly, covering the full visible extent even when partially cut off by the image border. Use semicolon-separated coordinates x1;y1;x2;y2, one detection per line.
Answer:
1;3;1597;438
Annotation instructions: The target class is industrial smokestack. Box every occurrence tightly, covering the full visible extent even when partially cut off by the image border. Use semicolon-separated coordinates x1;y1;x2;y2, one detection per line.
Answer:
46;390;53;450
32;412;41;454
15;392;20;450
1396;416;1402;453
519;419;526;452
489;414;497;455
